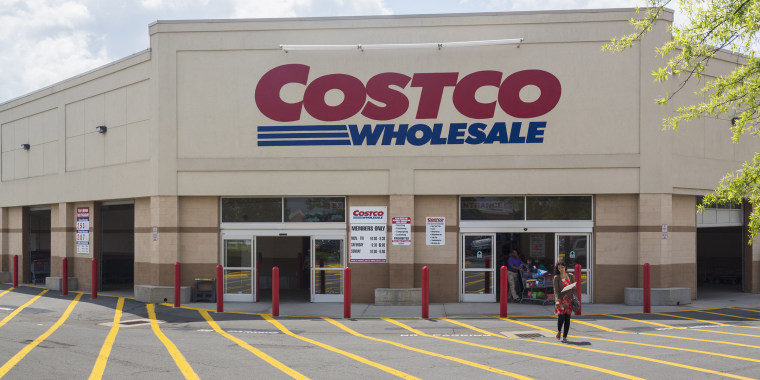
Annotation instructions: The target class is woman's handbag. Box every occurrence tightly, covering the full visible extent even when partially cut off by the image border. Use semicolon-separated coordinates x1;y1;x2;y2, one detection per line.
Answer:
570;292;581;312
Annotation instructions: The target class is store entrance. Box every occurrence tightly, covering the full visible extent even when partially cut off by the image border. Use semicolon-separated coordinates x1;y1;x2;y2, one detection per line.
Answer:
100;204;135;291
29;209;51;285
697;227;744;292
258;236;311;302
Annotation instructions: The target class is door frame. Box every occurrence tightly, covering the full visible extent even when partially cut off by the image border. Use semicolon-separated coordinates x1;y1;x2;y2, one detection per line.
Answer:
460;233;497;302
220;230;256;302
555;233;592;302
311;235;346;302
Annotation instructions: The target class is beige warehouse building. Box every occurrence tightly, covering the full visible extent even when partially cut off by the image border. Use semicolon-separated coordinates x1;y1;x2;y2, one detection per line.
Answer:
1;8;758;304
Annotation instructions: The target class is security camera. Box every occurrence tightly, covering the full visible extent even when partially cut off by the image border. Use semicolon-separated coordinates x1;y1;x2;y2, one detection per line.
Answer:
523;227;528;231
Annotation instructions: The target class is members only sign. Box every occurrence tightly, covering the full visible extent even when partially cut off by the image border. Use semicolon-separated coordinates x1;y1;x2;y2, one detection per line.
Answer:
350;206;387;262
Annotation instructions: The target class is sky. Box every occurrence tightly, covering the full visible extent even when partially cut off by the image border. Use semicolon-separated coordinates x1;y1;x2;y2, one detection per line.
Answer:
0;0;651;104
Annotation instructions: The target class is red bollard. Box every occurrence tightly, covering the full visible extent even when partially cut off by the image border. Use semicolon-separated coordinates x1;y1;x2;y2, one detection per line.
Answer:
500;266;507;318
272;266;280;317
62;258;68;296
574;263;582;315
216;264;223;313
92;258;98;299
12;255;18;288
643;263;651;313
485;258;491;294
344;267;351;318
422;266;429;319
174;262;180;308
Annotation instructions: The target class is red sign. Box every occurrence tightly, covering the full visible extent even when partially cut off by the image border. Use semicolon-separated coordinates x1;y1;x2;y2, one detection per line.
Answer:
77;207;90;218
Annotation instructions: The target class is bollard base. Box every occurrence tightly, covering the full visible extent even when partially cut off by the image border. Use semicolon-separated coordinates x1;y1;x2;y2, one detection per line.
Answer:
46;277;78;291
624;287;691;306
135;285;192;304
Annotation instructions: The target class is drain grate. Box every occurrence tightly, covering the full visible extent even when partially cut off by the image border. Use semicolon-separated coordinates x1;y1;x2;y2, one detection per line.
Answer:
100;318;157;328
515;333;544;339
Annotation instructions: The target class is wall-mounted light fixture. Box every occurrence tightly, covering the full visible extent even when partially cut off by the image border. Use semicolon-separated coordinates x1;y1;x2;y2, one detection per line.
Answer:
21;143;30;150
280;38;523;52
731;117;740;126
96;125;107;134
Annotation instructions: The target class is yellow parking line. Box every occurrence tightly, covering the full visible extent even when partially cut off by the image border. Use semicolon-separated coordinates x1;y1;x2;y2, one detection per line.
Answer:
698;310;760;322
653;312;760;336
494;317;754;380
146;303;200;380
199;310;308;379
388;318;642;380
730;307;760;314
324;317;532;379
88;297;125;380
0;293;83;377
0;288;12;298
0;289;48;329
262;314;419;380
572;319;760;349
511;317;760;364
606;314;760;338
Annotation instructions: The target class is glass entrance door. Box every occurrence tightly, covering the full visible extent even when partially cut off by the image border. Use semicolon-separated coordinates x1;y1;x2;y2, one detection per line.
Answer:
222;232;255;302
556;234;591;302
461;234;496;302
311;237;345;302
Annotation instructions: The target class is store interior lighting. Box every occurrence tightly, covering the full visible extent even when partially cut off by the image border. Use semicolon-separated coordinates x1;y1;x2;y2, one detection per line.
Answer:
280;38;523;52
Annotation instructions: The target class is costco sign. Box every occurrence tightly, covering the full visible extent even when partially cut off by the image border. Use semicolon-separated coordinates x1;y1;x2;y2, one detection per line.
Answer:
254;64;561;146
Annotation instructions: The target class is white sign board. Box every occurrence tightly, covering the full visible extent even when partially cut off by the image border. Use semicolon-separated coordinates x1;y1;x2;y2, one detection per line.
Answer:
391;216;412;246
349;206;387;262
426;217;445;246
76;207;90;254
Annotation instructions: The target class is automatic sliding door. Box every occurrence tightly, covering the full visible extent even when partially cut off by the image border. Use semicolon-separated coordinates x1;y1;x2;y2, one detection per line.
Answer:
556;234;590;301
222;233;255;302
461;234;496;302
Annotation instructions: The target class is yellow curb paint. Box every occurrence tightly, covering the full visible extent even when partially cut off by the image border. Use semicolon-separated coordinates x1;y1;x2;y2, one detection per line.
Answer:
0;289;48;329
147;304;200;380
389;318;642;380
0;293;82;378
729;307;760;314
324;317;533;379
88;297;125;380
495;317;754;380
262;314;419;380
199;310;308;379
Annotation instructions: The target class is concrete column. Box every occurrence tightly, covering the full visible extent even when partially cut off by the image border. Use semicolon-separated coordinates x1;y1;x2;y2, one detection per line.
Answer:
388;195;414;288
1;208;27;282
143;196;179;286
50;203;75;277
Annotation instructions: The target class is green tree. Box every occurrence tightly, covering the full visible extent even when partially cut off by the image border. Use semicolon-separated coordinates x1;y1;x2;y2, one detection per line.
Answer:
604;0;760;239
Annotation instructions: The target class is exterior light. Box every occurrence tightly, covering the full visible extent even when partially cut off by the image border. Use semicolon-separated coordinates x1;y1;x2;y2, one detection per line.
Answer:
731;117;739;126
280;38;523;52
21;143;30;150
96;125;107;133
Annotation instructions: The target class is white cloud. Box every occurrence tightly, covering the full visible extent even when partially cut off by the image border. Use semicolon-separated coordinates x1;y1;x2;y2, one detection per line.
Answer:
0;0;109;102
230;0;391;18
140;0;210;11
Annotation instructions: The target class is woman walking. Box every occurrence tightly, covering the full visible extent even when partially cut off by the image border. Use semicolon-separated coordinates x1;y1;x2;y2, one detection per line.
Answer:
552;260;574;343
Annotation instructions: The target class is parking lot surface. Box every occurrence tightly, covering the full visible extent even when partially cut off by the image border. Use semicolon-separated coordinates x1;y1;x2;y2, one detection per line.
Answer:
0;283;759;379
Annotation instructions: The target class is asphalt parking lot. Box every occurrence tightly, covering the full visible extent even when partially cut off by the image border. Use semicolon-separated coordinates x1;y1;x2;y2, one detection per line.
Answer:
0;283;759;379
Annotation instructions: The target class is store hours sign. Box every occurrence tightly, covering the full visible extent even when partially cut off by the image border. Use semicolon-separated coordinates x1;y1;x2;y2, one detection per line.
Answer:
349;206;387;263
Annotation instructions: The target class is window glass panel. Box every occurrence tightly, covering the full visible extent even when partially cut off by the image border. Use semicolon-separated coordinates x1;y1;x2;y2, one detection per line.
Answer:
224;270;252;294
313;270;343;294
222;198;281;223
460;197;524;220
224;239;252;267
314;239;343;267
463;271;494;294
285;197;345;222
526;196;592;220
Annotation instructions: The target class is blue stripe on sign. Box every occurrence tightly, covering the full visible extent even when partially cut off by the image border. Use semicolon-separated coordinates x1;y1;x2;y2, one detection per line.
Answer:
258;133;350;139
258;125;347;132
258;140;351;146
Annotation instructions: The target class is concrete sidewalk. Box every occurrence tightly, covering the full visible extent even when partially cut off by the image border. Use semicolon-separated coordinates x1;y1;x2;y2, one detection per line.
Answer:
166;288;760;318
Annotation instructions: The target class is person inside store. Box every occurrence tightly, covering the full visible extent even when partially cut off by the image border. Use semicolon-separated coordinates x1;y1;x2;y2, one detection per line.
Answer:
507;249;524;302
552;260;575;343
